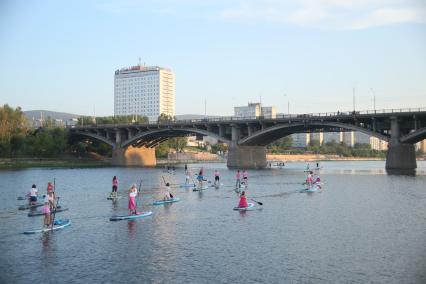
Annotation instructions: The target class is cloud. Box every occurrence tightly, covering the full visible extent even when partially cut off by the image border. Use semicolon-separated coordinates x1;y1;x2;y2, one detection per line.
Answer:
217;0;426;29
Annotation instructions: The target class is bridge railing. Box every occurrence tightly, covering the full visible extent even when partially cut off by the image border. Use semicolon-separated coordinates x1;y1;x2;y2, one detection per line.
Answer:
70;107;426;128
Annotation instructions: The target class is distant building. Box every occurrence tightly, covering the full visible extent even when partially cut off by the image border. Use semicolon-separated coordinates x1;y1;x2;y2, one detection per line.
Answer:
370;137;388;151
323;132;340;144
234;102;276;119
291;130;388;150
291;133;310;148
418;139;426;153
114;64;175;122
310;132;324;145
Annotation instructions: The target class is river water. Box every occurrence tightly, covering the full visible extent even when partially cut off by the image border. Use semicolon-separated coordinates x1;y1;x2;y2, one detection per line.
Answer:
0;161;425;283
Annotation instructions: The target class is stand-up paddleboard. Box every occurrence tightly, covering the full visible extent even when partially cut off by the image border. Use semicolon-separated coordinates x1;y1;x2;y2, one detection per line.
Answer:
301;185;320;193
23;219;71;234
27;206;69;217
110;211;153;221
233;203;255;211
152;197;180;205
18;203;43;210
193;185;209;192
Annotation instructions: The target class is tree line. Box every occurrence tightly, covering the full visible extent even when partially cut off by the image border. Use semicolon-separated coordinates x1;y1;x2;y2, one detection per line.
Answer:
0;105;188;159
267;136;387;158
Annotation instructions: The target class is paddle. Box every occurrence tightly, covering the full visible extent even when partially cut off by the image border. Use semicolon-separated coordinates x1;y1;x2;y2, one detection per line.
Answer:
250;198;263;206
138;179;143;194
51;197;59;229
161;176;167;186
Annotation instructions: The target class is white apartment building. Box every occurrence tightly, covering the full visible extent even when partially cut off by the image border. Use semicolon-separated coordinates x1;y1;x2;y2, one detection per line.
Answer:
291;133;310;148
323;132;341;144
114;65;175;122
370;137;388;151
234;103;276;119
291;131;388;149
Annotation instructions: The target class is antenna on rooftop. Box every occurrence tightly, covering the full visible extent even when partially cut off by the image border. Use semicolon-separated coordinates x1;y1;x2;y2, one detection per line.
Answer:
138;57;141;66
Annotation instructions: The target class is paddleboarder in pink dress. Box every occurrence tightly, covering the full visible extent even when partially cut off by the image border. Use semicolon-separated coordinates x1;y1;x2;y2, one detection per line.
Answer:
128;184;138;215
238;191;249;208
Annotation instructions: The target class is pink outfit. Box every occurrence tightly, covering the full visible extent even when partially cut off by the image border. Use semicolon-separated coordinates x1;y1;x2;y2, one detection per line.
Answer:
42;204;50;214
113;179;118;186
238;196;248;208
128;191;137;211
243;172;248;178
236;172;241;179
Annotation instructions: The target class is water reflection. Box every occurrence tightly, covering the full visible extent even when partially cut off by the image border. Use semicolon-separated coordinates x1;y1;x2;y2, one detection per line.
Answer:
127;220;137;239
386;169;416;176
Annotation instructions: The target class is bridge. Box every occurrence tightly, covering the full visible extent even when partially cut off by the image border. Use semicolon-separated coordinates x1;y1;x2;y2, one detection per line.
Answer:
69;108;426;174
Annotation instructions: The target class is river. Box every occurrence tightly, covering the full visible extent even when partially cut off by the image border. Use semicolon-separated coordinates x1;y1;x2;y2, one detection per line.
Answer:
0;161;425;283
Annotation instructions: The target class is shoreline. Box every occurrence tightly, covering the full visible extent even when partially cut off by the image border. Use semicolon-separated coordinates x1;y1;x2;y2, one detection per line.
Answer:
1;155;423;169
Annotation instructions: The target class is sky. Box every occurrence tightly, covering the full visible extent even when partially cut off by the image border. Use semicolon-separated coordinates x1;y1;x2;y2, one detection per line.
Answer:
0;0;425;116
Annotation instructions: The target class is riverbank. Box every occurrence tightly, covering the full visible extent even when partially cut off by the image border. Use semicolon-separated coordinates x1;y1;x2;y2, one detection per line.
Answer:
266;154;386;162
0;158;110;169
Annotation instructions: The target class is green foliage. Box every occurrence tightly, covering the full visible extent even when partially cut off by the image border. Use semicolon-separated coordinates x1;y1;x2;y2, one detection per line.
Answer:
267;136;293;154
0;104;28;156
155;137;188;158
211;143;228;154
78;115;149;126
157;113;175;123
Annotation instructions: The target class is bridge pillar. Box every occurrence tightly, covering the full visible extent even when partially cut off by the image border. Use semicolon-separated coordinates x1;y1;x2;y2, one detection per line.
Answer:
112;146;156;167
227;144;267;169
385;117;416;175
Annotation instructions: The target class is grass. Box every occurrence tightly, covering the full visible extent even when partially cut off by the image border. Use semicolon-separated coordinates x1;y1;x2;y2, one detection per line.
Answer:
0;158;110;169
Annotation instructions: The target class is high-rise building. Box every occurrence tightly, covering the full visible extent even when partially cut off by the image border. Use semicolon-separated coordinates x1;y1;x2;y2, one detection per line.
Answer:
234;102;276;119
114;65;175;122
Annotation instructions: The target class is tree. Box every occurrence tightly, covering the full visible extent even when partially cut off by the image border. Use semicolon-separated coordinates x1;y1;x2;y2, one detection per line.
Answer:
167;137;187;152
157;113;175;123
0;104;28;157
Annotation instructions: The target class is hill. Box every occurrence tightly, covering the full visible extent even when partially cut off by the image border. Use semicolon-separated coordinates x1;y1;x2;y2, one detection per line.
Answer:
24;110;81;121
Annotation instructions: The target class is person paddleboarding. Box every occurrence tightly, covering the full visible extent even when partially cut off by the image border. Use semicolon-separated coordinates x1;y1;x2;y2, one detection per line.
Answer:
242;170;248;187
128;184;138;215
213;170;220;186
112;176;118;198
235;170;241;189
197;168;204;188
42;192;55;227
237;190;249;208
163;183;174;201
29;184;38;205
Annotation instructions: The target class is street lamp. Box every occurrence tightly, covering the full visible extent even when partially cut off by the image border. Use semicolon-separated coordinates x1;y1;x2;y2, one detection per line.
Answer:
370;88;376;111
284;94;290;115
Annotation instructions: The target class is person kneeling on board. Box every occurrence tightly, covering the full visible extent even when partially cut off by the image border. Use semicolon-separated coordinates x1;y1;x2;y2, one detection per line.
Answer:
163;183;174;201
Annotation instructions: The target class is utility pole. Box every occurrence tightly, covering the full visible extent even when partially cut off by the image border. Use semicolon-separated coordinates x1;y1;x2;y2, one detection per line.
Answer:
352;87;356;112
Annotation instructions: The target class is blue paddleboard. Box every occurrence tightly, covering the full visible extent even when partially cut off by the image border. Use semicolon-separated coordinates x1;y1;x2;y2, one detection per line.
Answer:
110;211;153;221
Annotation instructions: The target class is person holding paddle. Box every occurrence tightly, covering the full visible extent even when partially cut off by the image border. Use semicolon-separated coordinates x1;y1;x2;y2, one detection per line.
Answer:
163;183;174;201
128;184;138;215
237;191;249;208
42;192;55;227
47;181;55;200
197;168;204;188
